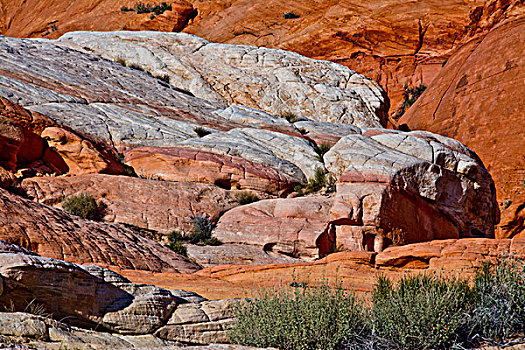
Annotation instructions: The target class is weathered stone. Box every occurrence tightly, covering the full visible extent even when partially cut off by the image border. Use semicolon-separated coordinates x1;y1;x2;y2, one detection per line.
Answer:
399;18;525;238
57;31;387;128
214;196;333;259
0;187;200;273
21;174;238;234
186;243;302;267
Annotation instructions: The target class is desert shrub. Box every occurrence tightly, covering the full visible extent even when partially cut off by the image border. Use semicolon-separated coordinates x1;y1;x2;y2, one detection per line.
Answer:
115;57;127;66
187;214;214;243
235;191;259;205
201;237;223;246
283;12;300;19
394;84;427;119
293;184;303;196
372;273;474;350
194;126;212;138
167;231;187;256
154;74;170;84
128;63;145;72
280;111;299;123
314;142;332;161
230;279;369;350
306;167;328;192
62;192;99;220
467;256;525;344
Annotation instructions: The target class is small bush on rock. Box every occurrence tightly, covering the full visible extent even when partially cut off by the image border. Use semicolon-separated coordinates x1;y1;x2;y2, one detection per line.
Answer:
235;191;259;205
62;192;99;220
468;256;525;344
306;167;328;192
194;126;212;138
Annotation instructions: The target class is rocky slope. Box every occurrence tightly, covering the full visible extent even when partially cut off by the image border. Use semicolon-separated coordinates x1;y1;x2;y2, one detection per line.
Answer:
0;240;254;348
0;32;499;266
400;17;525;238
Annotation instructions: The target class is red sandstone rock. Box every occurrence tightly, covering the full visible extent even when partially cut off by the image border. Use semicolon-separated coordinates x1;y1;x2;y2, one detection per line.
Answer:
400;18;525;238
125;146;299;194
21;173;239;234
0;0;194;39
0;187;200;273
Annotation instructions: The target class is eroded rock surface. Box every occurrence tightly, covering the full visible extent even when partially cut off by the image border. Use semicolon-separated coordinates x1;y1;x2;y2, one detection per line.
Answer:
57;31;387;127
400;18;525;238
0;188;200;273
21;174;238;234
0;242;239;346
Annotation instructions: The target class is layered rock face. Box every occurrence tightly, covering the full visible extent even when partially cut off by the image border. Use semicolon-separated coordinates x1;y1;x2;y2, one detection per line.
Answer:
0;33;499;265
57;31;387;127
182;0;524;110
0;240;243;348
400;18;525;238
0;0;195;38
0;187;200;273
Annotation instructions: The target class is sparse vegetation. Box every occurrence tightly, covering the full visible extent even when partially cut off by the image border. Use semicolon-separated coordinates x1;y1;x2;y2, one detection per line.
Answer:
230;278;368;350
128;63;145;72
61;192;99;220
283;12;300;19
306;167;328;192
166;215;222;252
194;126;212;138
314;142;332;162
154;74;170;84
231;257;525;350
280;111;300;123
235;191;259;205
394;84;427;119
122;2;172;18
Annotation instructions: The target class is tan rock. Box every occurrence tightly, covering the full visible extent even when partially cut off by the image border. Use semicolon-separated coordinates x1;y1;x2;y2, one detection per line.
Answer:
41;127;123;175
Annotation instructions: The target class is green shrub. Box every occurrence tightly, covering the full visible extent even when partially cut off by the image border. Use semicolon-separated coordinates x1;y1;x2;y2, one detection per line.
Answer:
194;126;212;138
167;231;187;256
283;12;300;19
468;257;525;343
62;192;99;220
230;279;369;350
235;191;259;205
372;273;474;350
201;237;223;246
306;167;327;192
280;111;299;123
187;214;214;243
314;142;332;161
154;74;170;84
394;84;427;119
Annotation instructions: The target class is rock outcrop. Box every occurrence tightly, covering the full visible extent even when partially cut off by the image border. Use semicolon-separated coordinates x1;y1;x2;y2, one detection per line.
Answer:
215;128;498;259
0;241;242;347
0;0;195;39
57;31;387;128
21;174;239;234
0;187;200;273
399;18;525;238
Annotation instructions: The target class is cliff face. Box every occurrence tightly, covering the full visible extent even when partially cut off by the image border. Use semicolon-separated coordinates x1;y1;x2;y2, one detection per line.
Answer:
400;17;525;238
0;0;195;38
182;0;523;111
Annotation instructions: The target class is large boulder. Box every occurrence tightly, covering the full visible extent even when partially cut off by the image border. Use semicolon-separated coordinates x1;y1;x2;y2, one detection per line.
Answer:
399;18;525;238
0;187;200;273
214;128;498;259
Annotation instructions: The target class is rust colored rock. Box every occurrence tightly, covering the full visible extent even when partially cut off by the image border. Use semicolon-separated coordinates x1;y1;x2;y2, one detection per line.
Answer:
400;18;525;238
41;127;123;175
214;196;334;259
183;0;523;111
21;173;238;234
0;97;122;177
0;187;200;273
0;0;194;39
125;146;299;194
